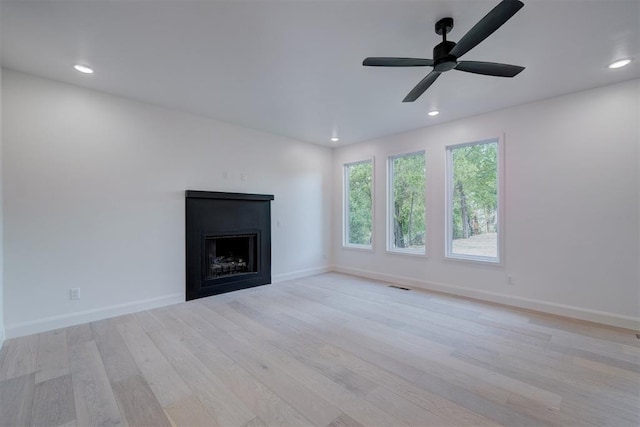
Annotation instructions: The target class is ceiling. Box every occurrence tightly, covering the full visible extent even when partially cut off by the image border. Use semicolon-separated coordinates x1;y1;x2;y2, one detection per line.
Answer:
1;0;639;147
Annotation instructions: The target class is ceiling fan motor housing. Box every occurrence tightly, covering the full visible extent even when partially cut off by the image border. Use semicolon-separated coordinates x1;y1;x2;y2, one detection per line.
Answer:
433;41;457;71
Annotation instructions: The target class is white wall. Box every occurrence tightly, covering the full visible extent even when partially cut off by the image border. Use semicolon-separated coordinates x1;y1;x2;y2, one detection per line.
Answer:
2;69;332;337
332;79;640;330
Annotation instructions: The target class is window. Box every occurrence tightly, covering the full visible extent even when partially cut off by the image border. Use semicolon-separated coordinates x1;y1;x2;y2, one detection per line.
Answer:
388;151;426;254
446;138;501;263
344;159;374;248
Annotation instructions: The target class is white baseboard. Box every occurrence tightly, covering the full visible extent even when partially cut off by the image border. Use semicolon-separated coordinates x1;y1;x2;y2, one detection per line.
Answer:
5;293;184;339
332;265;640;331
273;266;332;283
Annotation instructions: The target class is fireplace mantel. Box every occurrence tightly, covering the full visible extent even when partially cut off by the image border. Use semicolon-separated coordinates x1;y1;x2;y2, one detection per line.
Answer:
185;190;275;202
185;190;274;301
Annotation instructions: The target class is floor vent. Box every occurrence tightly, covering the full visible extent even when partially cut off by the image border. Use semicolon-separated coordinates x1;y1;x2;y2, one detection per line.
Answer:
389;285;411;291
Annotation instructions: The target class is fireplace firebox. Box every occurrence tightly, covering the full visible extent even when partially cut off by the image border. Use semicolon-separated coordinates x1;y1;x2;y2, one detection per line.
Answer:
186;191;274;301
205;233;257;279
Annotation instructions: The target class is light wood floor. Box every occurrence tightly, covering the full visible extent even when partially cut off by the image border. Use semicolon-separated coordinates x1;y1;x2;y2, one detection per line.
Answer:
0;273;638;427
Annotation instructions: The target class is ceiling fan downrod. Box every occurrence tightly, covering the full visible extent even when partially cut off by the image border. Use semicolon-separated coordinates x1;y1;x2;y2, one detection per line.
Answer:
434;18;458;72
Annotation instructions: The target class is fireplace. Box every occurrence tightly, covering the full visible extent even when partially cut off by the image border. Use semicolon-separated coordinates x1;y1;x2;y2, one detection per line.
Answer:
185;191;274;301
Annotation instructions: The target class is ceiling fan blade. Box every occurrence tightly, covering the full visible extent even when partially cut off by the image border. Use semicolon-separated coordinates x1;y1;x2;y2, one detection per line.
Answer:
455;61;524;77
403;71;441;102
363;57;434;67
449;0;524;58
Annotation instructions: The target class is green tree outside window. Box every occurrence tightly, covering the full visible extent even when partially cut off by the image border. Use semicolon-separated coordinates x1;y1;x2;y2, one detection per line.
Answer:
390;152;426;252
345;160;373;246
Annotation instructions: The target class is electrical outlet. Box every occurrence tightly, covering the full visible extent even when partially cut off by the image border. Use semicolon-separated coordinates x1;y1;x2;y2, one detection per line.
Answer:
222;170;229;180
70;288;80;300
240;172;246;181
507;276;515;286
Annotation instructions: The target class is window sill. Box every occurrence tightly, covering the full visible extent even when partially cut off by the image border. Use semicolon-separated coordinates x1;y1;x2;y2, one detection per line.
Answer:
386;249;427;258
342;244;374;252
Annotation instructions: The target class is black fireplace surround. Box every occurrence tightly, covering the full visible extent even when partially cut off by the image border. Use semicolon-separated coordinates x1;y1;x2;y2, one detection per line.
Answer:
185;191;274;301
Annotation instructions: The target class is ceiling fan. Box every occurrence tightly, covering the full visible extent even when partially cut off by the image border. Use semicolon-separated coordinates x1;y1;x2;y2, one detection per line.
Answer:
363;0;525;102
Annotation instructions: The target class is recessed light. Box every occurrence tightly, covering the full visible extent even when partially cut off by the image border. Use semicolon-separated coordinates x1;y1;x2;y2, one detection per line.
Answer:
428;110;439;116
331;137;340;142
74;64;94;74
608;59;631;69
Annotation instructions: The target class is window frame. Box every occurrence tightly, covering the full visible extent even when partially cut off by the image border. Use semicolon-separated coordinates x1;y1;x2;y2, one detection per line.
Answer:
343;157;375;251
445;136;504;265
386;150;427;256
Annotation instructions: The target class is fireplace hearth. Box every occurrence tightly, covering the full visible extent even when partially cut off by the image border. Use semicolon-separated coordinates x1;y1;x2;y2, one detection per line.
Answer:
185;191;274;301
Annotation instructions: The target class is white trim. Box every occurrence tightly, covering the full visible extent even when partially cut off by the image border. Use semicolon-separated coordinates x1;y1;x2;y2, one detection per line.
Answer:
0;324;5;351
4;293;183;338
272;266;332;283
385;248;427;257
442;255;503;267
342;245;374;253
332;265;640;331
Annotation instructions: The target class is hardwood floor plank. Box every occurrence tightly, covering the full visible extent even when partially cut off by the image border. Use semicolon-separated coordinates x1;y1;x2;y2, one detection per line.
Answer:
0;335;39;381
326;413;364;427
171;328;315;426
35;329;70;384
453;342;640;406
244;289;504;426
164;396;220;427
364;386;453;426
30;374;75;427
111;374;172;427
528;314;640;346
0;373;35;426
191;299;243;332
228;299;379;397
316;343;502;427
268;291;549;426
69;341;122;427
212;299;472;425
191;323;343;426
241;416;269;427
561;396;640;426
91;319;140;383
550;331;640;364
227;296;500;426
129;310;164;335
278;280;624;409
116;320;192;407
146;330;256;427
572;355;640;388
230;329;408;426
195;355;315;426
452;346;639;425
66;323;93;347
